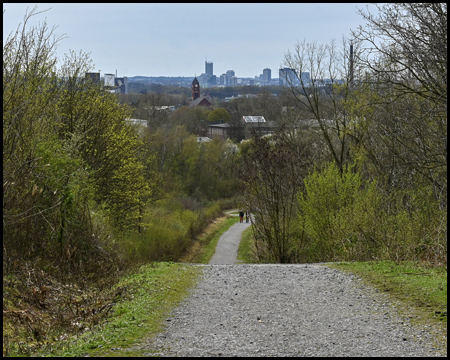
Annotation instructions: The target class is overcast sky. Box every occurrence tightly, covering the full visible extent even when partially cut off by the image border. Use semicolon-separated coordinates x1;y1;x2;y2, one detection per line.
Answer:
3;3;377;78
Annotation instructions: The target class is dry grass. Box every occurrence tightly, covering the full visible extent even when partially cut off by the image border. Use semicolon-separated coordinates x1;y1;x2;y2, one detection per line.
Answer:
177;216;229;263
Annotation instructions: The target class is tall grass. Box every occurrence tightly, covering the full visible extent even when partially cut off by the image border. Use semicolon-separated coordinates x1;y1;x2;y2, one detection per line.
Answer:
115;199;225;265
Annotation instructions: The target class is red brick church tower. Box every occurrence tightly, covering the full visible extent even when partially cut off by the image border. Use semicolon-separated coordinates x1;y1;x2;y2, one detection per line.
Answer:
192;77;200;101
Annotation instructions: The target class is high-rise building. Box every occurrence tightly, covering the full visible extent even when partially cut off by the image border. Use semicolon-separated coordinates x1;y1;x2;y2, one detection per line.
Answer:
279;68;297;86
300;72;310;84
205;61;213;77
226;70;235;87
262;68;271;82
115;77;128;94
220;74;227;86
104;73;115;88
208;75;217;86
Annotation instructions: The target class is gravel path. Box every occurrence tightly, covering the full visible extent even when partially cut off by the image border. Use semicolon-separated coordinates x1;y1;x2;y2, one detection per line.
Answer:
136;264;445;357
130;217;446;357
209;220;251;265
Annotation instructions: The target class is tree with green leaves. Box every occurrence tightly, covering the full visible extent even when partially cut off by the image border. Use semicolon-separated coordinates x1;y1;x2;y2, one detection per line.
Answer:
207;107;231;123
3;6;154;275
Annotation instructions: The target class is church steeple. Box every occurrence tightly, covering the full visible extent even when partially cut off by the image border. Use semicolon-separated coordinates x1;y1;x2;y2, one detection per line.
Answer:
192;76;200;101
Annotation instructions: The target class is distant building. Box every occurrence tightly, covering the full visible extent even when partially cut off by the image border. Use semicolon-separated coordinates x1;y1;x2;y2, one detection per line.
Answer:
207;116;274;141
241;116;266;123
104;73;115;88
85;72;100;85
300;72;310;84
220;74;227;86
207;75;217;86
192;77;200;101
190;76;212;107
192;95;213;107
115;77;128;94
262;68;271;82
205;61;213;77
279;68;297;86
226;70;235;86
207;123;231;139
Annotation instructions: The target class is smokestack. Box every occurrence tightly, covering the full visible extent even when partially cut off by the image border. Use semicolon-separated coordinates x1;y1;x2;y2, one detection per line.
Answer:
349;44;354;87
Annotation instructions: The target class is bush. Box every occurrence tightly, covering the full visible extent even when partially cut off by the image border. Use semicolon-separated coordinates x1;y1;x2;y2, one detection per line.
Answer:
114;199;226;265
297;162;447;264
298;162;383;262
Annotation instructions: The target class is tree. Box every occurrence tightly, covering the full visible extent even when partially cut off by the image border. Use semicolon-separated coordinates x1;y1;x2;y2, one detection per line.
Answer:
352;3;447;105
207;107;231;123
169;106;209;134
351;3;447;206
3;6;69;263
3;6;153;274
239;131;315;263
283;38;359;173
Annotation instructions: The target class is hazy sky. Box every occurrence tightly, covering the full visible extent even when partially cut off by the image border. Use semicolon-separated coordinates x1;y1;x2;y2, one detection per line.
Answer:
3;3;377;78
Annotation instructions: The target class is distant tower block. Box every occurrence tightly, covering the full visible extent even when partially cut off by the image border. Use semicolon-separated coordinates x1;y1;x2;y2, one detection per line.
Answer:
205;61;213;77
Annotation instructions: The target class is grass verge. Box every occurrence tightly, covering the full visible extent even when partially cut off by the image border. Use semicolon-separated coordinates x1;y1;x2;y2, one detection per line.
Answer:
179;215;238;264
34;262;201;357
236;225;258;263
328;261;447;348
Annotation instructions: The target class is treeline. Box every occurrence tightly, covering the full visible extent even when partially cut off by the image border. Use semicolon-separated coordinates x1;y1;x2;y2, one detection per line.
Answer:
240;3;447;265
3;4;447;281
3;8;240;282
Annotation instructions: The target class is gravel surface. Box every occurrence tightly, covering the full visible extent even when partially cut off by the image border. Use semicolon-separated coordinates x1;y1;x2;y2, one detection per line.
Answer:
135;263;446;357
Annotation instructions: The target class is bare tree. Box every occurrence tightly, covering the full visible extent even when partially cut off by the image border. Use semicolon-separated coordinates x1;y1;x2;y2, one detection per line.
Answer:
352;3;447;104
283;38;360;173
239;130;315;263
351;3;447;205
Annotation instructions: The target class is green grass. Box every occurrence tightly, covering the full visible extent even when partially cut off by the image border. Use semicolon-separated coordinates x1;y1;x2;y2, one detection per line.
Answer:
36;262;201;357
328;261;447;329
236;225;258;263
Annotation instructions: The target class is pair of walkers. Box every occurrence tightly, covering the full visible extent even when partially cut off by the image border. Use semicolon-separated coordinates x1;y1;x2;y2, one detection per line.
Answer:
239;210;249;223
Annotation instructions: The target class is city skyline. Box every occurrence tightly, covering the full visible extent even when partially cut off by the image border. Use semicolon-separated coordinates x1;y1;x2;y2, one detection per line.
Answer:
3;3;378;78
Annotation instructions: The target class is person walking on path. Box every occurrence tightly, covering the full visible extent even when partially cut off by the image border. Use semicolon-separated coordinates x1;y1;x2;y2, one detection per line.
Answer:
239;211;244;223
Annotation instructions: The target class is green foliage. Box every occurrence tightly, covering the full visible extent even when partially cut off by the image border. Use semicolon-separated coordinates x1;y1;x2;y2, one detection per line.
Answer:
240;132;313;263
115;200;225;265
2;8;157;277
146;125;239;202
207;107;231;123
30;262;201;357
298;162;383;262
297;162;447;264
236;226;259;263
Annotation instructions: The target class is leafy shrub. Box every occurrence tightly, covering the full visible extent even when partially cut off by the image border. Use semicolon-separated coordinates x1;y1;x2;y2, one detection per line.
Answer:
297;162;447;264
297;162;383;262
